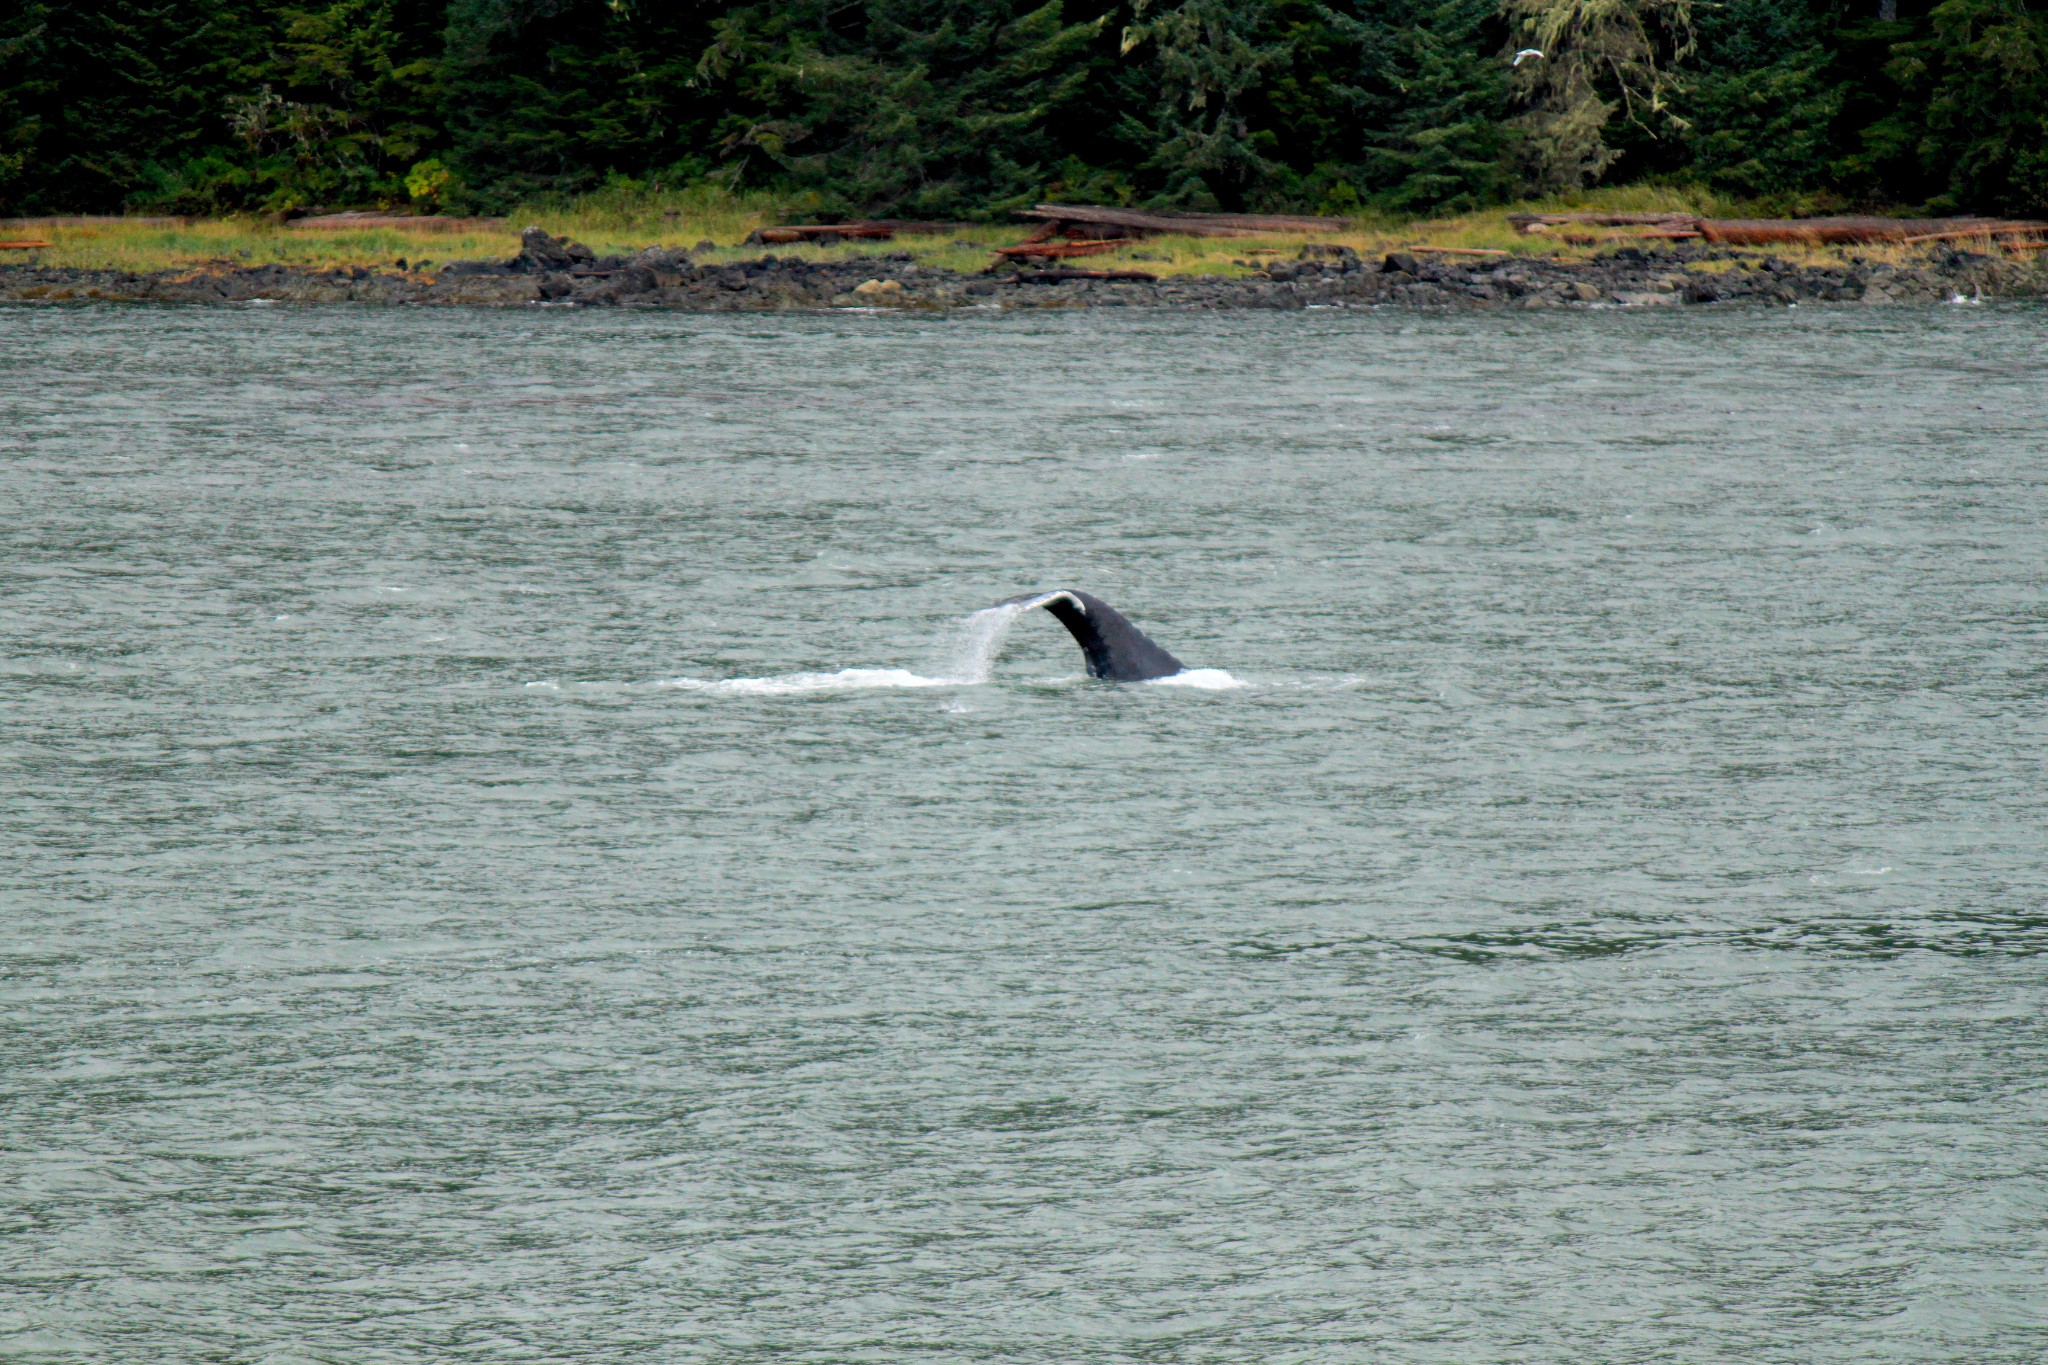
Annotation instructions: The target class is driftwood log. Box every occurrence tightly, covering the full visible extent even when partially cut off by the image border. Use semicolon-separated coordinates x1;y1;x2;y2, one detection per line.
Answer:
1510;212;1698;234
749;220;976;244
287;212;509;232
992;240;1122;260
749;223;897;244
1513;212;2048;245
1699;216;2046;245
0;215;187;229
1019;204;1345;239
1896;225;2048;244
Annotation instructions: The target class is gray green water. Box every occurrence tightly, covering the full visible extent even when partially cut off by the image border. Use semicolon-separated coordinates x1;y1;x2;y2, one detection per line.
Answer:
4;302;2046;1365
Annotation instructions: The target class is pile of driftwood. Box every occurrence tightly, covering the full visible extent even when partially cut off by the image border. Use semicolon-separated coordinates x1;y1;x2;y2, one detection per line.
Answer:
1510;211;2048;247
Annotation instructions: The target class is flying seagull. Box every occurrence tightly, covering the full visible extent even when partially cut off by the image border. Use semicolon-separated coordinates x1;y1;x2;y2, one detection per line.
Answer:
1512;49;1545;66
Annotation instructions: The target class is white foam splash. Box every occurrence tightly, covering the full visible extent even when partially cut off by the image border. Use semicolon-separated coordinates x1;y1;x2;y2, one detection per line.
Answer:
656;668;955;695
1147;668;1247;689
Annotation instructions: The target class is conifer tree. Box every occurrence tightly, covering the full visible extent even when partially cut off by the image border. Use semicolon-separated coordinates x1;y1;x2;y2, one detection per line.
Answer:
0;0;266;212
697;0;1102;217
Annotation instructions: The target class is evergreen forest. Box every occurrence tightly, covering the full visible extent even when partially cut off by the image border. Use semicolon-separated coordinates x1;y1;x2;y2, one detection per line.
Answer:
4;0;2046;220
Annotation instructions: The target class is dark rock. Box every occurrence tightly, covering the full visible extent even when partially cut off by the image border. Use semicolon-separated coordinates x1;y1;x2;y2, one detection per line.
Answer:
1682;279;1721;304
439;260;514;278
627;247;693;286
1383;252;1421;275
515;226;575;272
538;272;572;299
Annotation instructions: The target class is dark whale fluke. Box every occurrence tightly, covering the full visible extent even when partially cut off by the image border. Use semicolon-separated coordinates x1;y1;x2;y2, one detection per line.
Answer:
995;590;1186;681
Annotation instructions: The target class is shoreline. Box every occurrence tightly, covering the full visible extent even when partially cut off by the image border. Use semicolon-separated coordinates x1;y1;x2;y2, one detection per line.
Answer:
5;228;2041;312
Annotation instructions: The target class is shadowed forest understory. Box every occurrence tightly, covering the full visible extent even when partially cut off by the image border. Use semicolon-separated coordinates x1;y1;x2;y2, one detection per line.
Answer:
3;0;2046;221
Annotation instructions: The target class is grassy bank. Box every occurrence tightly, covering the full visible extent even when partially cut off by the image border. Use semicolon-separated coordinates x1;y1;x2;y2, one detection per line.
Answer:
0;186;2008;280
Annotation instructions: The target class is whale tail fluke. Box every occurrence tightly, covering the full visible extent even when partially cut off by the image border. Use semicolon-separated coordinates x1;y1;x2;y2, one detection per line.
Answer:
995;590;1186;681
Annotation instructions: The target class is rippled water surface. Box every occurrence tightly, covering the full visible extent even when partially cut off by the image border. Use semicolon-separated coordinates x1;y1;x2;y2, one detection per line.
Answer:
4;302;2047;1364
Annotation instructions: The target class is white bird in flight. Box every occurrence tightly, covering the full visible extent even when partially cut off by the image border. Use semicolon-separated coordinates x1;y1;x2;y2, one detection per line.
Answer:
1513;49;1545;66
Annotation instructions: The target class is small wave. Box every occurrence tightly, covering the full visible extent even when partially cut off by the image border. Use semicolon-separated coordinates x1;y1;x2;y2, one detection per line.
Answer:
656;668;957;695
1149;668;1248;690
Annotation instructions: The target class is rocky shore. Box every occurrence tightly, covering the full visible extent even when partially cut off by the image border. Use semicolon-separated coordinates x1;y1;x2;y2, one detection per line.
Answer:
5;227;2041;312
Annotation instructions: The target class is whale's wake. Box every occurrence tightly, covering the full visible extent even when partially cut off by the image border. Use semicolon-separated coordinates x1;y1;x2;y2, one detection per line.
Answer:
655;668;956;696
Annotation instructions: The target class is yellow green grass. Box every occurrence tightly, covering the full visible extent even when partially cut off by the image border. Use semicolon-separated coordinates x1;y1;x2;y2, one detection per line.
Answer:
0;185;1996;279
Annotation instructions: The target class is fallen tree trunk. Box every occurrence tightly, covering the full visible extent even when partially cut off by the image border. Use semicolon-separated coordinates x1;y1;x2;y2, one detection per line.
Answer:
749;223;897;244
1;215;188;229
1897;225;2048;245
1019;204;1344;238
750;220;976;244
992;240;1122;260
1561;229;1703;244
1510;212;1698;234
288;212;508;232
1697;216;2044;244
1512;211;2048;246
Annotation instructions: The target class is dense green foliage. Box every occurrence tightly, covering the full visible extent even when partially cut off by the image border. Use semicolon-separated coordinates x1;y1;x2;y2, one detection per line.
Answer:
3;0;2046;217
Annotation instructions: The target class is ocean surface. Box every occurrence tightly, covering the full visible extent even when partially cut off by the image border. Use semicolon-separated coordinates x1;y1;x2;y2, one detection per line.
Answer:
3;300;2045;1365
